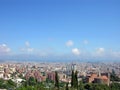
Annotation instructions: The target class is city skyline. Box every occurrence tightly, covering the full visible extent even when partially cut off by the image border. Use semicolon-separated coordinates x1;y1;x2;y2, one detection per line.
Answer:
0;0;120;62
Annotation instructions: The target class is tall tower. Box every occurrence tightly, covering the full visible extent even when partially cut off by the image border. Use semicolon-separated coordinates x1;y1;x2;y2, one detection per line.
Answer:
98;67;101;77
97;67;101;77
71;63;77;71
107;68;110;86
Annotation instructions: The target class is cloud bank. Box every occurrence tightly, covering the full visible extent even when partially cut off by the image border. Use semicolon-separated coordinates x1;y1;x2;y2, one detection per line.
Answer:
0;44;11;54
0;40;120;62
72;48;81;55
66;40;74;47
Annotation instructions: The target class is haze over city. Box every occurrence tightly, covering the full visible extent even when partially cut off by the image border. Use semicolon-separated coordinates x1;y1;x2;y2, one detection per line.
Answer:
0;0;120;62
0;1;120;90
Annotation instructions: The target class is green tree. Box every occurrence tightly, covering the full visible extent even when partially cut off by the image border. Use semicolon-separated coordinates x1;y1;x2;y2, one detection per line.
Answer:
79;81;84;90
66;83;69;90
84;83;92;90
0;78;7;89
7;79;17;89
55;71;59;90
74;71;78;88
71;70;75;88
7;79;16;86
94;84;109;90
110;73;120;81
84;83;109;90
28;77;36;86
71;70;78;89
110;83;120;90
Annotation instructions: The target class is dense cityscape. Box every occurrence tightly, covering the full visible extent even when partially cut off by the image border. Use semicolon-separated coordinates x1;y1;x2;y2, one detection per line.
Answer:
0;61;119;90
0;0;120;90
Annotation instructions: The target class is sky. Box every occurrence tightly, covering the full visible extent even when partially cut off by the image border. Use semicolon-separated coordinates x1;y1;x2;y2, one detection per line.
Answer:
0;0;120;62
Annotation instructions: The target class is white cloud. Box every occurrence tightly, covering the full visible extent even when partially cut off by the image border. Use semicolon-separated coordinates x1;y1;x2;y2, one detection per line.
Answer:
27;48;34;52
96;48;105;54
83;40;89;45
25;41;30;47
72;48;80;55
0;44;11;54
20;41;34;53
21;47;34;53
66;40;74;47
110;50;120;58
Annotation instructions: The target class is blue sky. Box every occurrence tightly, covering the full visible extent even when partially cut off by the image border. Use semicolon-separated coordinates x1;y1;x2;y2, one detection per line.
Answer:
0;0;120;62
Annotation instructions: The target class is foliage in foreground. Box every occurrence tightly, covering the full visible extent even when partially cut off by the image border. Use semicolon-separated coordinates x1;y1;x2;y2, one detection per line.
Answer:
0;71;120;90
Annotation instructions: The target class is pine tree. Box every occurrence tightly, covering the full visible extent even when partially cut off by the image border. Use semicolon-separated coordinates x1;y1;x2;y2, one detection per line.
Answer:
74;71;78;89
66;83;69;90
28;77;36;86
71;70;74;87
55;71;59;90
71;70;78;89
